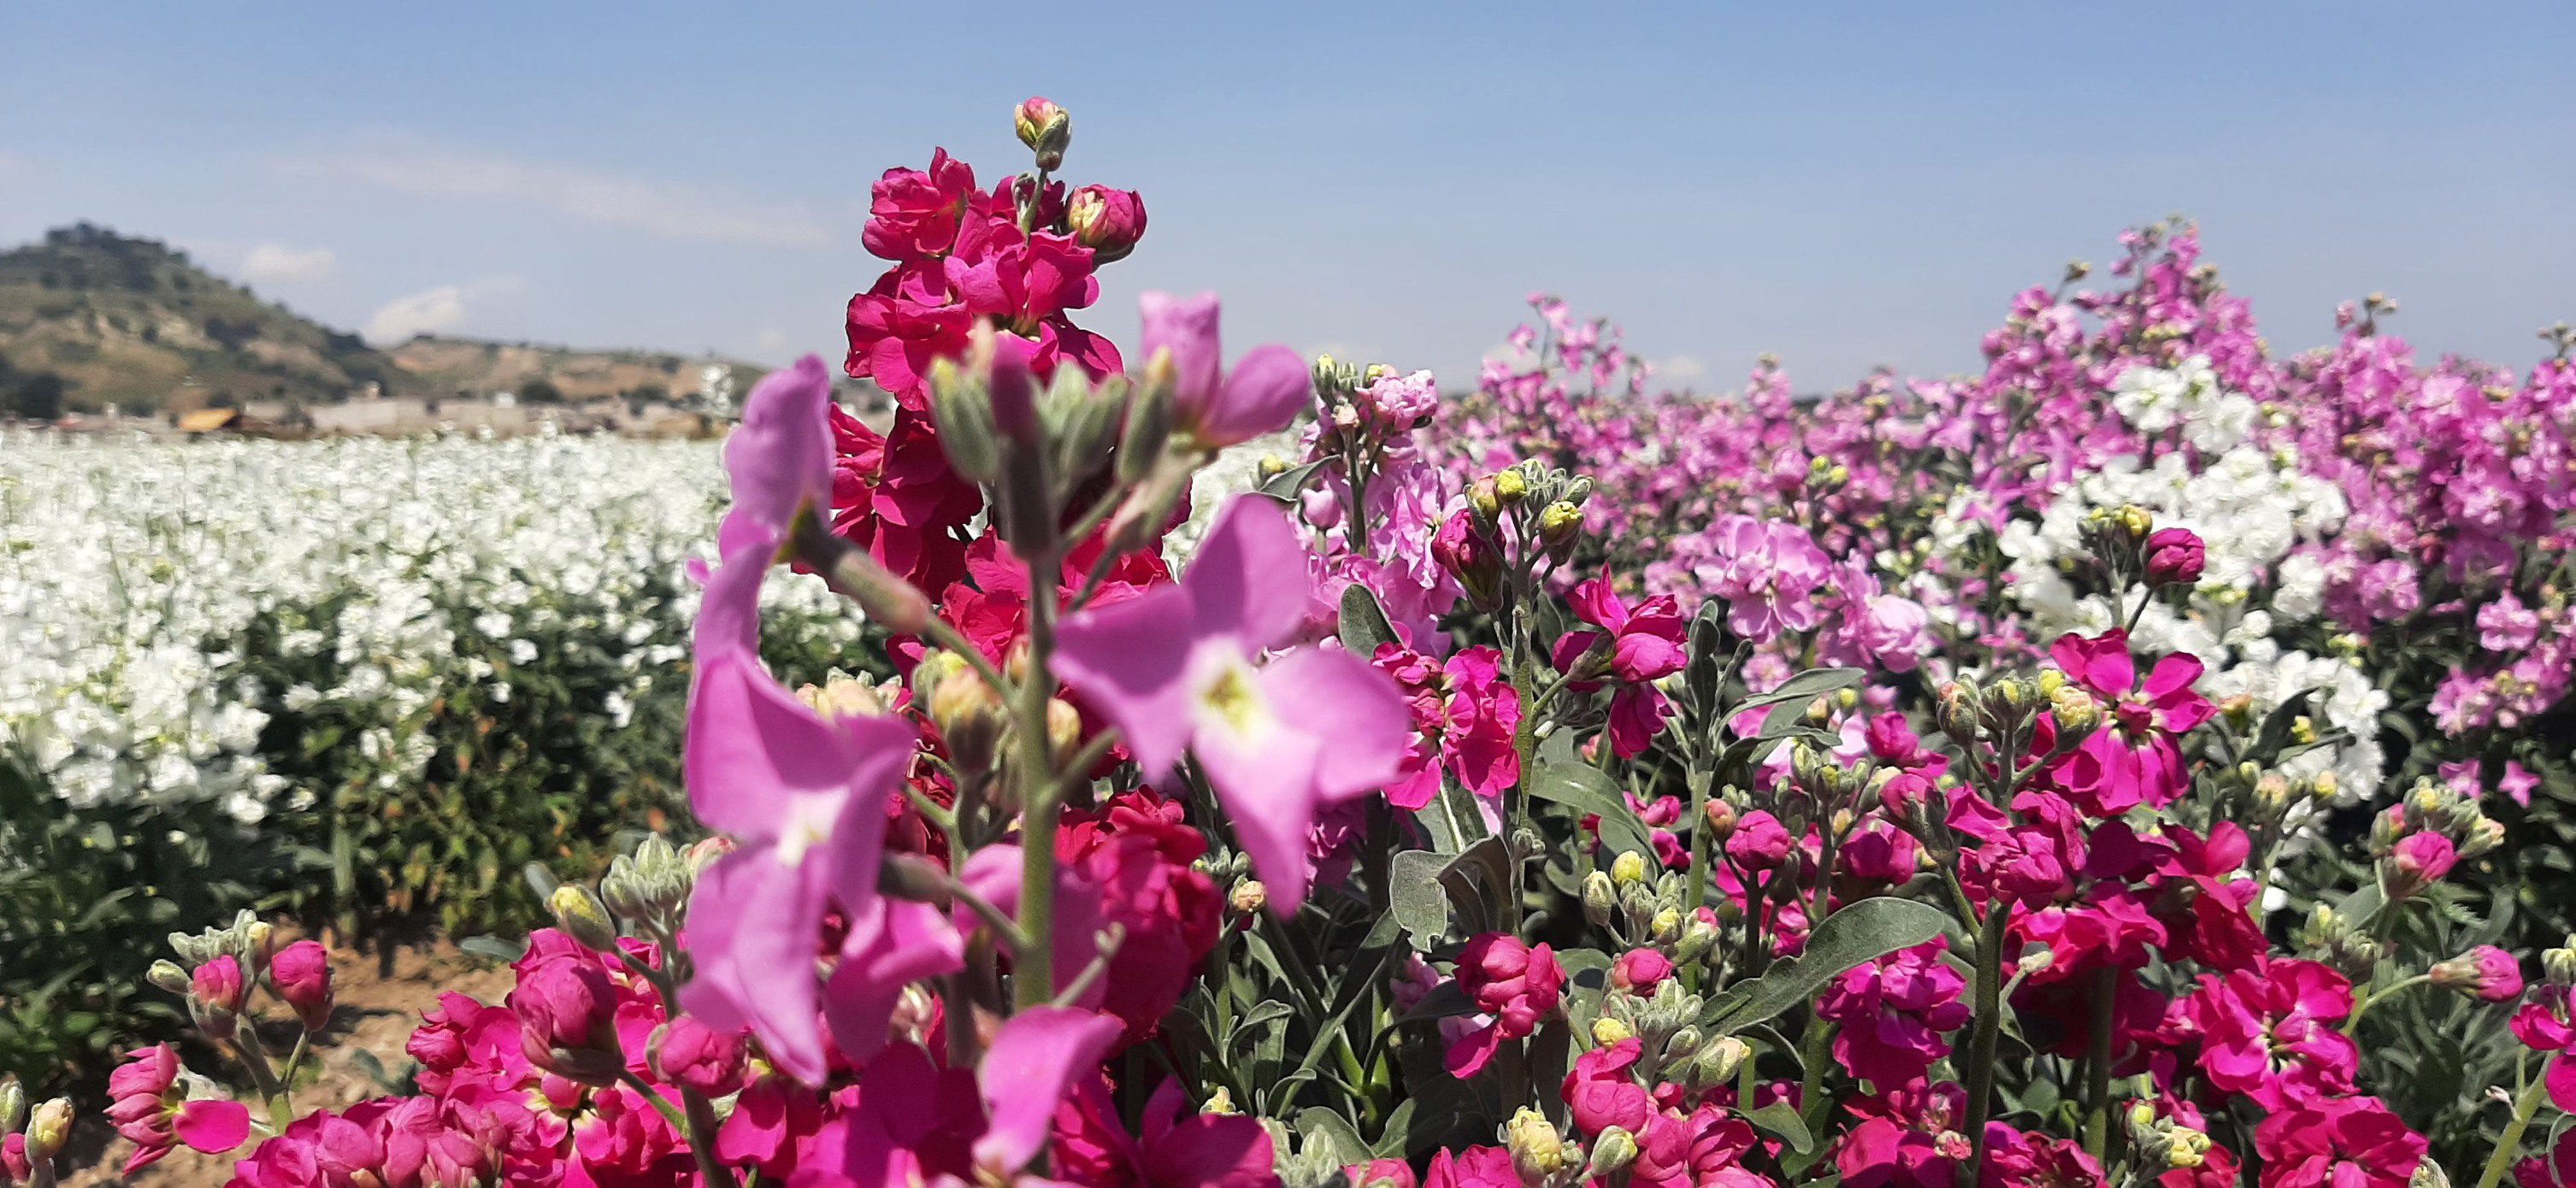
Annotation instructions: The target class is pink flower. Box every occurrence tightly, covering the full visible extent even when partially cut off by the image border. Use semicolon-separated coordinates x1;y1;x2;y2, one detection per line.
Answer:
683;355;928;1085
2181;960;2360;1109
189;954;245;1038
2432;946;2526;1003
105;1044;251;1175
1139;291;1313;448
1053;497;1408;910
1552;574;1689;758
1443;933;1565;1078
508;953;622;1086
2047;629;2213;815
1611;947;1675;993
1726;809;1794;872
1067;185;1148;262
651;1015;749;1097
1698;515;1830;643
1424;1144;1520;1188
1052;1075;1279;1188
2143;526;2207;586
2479;593;2542;651
1373;643;1523;809
1817;943;1970;1090
862;148;976;263
2252;1097;2425;1188
270;939;333;1032
1562;1038;1653;1137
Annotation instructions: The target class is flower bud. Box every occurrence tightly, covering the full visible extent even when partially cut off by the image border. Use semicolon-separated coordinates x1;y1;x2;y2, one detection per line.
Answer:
1676;914;1721;967
1065;185;1147;263
1012;97;1070;170
1045;697;1085;767
2461;816;2506;860
1702;797;1737;839
1695;1036;1751;1085
926;356;1003;485
2049;685;2100;738
2380;832;2457;902
1117;350;1176;484
549;885;620;953
649;1016;749;1097
2143;527;2207;587
2410;1158;2450;1188
1468;475;1501;518
1591;1015;1634;1046
190;956;245;1041
2547;944;2576;989
1229;880;1268;915
270;940;335;1032
147;960;190;996
797;673;887;721
794;517;933;634
1583;1127;1639;1181
0;1076;21;1135
1506;1107;1568;1185
686;835;735;874
1493;468;1530;506
1610;850;1649;887
1582;870;1617;927
2431;946;2525;1003
1536;500;1583;545
27;1097;71;1161
509;956;624;1086
1662;1025;1703;1062
1648;908;1682;944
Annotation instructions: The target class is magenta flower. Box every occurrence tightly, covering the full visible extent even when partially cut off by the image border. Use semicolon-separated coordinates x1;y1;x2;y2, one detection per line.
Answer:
1053;496;1408;909
1139;291;1312;448
2252;1097;2425;1188
105;1044;251;1174
2383;831;2458;901
1052;1075;1278;1188
1816;942;1970;1090
1443;932;1565;1078
861;148;976;263
2047;629;2213;815
1372;643;1523;810
2182;959;2360;1109
682;354;925;1085
2143;526;2207;586
1561;1038;1652;1137
1552;574;1688;758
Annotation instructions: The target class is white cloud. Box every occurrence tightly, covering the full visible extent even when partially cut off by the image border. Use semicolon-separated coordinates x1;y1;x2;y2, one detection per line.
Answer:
362;277;522;344
755;328;787;351
294;145;836;248
239;243;337;285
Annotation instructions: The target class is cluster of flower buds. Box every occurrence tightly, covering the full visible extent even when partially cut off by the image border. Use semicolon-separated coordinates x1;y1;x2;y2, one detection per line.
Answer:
1590;975;1739;1090
1935;670;2096;779
2232;763;2339;834
1440;460;1594;609
2077;505;2208;591
2298;904;2387;981
1583;857;1718;961
2124;1102;2214;1172
1012;96;1070;172
2370;777;2501;902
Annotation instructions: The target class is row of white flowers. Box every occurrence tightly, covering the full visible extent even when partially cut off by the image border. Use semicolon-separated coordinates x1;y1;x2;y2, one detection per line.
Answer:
0;428;854;825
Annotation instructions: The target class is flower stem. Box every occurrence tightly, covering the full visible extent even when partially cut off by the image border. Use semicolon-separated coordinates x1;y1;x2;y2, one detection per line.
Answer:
2474;1062;2549;1188
1013;541;1064;1012
2341;973;2432;1036
1960;901;2013;1185
2083;962;2118;1163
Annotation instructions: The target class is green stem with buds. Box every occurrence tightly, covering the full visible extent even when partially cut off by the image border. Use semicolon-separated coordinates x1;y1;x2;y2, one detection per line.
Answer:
2475;1058;2549;1188
1013;538;1064;1011
1960;900;2014;1185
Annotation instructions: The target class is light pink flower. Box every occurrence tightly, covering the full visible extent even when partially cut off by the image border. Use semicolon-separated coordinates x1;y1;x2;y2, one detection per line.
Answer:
1054;497;1408;909
1140;291;1312;447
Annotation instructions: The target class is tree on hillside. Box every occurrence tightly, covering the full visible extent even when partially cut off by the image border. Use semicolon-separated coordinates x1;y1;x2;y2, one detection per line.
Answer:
5;372;69;422
519;378;564;404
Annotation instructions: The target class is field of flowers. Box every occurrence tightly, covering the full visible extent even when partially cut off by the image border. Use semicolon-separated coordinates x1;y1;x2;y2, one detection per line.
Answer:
3;97;2573;1188
0;430;861;1085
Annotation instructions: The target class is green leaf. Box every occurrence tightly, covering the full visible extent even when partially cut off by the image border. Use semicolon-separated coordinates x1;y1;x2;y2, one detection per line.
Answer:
1746;1099;1815;1153
1736;667;1865;713
458;934;525;962
1390;850;1451;949
1525;762;1655;861
1704;897;1948;1032
1337;584;1399;656
1254;456;1334;503
1298;1108;1372;1169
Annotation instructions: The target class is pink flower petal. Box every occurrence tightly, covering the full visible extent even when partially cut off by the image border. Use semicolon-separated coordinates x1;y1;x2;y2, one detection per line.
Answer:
973;1008;1124;1175
173;1098;251;1155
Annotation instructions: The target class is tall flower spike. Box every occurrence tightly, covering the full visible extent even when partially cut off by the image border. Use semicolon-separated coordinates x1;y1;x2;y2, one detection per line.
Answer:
1053;497;1408;909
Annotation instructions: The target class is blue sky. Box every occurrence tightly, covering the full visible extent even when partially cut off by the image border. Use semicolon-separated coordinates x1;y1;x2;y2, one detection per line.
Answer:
4;3;2570;391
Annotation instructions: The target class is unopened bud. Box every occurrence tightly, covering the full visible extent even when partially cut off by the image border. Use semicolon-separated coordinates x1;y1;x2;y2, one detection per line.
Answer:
1697;1036;1751;1085
1610;851;1648;886
1506;1107;1568;1183
1012;97;1070;170
1493;468;1530;506
1582;871;1617;927
1703;797;1737;839
0;1077;21;1135
1230;880;1268;915
1045;697;1084;767
148;960;191;995
2410;1158;2451;1188
797;520;933;634
1117;350;1176;483
1469;475;1501;518
550;885;619;953
1591;1015;1634;1046
27;1097;72;1160
1537;500;1583;545
1649;908;1682;944
2049;686;2100;736
1204;1086;1238;1115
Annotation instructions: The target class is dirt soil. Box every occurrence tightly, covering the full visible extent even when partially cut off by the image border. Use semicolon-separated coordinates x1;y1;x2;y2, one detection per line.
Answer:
60;938;515;1188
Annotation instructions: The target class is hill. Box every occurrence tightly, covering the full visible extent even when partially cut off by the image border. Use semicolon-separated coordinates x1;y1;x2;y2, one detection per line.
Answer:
0;223;766;419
